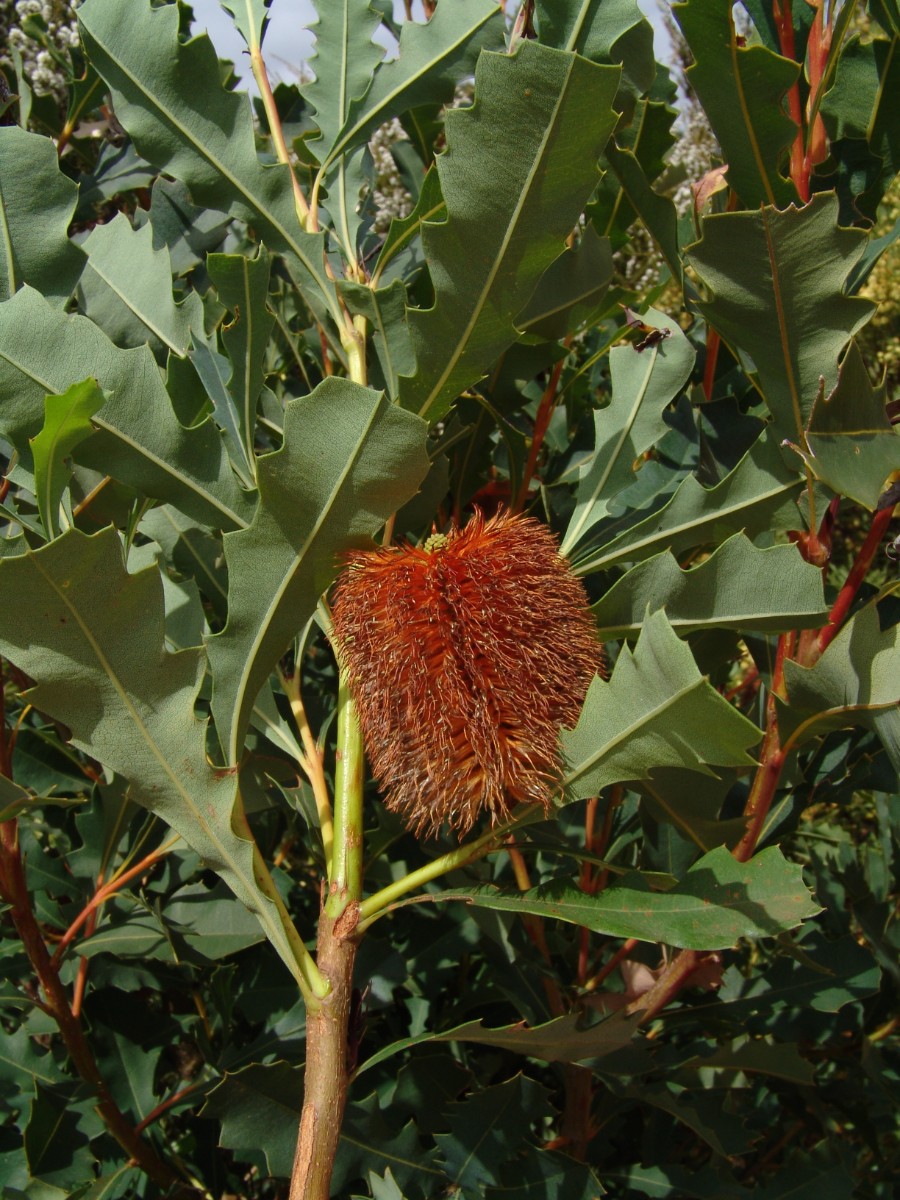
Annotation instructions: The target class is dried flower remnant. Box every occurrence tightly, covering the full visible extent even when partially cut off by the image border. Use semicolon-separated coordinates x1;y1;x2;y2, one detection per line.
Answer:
330;509;602;838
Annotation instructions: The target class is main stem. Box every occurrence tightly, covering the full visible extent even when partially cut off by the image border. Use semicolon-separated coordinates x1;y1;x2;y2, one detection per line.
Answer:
289;658;366;1200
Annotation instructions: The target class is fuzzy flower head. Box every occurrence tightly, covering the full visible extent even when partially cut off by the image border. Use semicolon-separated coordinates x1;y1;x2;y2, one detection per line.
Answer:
330;509;602;839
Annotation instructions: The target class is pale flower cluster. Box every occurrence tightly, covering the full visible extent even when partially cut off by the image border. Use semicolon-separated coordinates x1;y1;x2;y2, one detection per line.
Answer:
2;0;79;99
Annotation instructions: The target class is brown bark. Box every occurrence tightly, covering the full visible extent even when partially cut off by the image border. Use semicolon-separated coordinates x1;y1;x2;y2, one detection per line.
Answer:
289;911;359;1200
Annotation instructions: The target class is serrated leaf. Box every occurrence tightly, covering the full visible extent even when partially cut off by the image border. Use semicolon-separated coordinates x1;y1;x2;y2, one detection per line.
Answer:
357;1012;640;1077
208;246;275;478
561;312;695;555
30;379;106;540
302;0;384;164
487;1150;606;1199
331;1094;444;1195
435;1076;551;1194
202;1062;302;1177
712;931;880;1017
572;433;802;576
781;604;900;766
78;214;205;358
686;195;875;445
437;846;820;950
0;285;254;530
799;341;900;510
562;609;761;798
0;287;254;530
517;224;613;340
326;0;504;168
208;378;430;763
593;534;828;639
24;1084;95;1187
339;279;416;399
0;126;83;305
674;0;798;208
398;41;621;422
77;0;340;326
0;529;310;987
219;0;273;51
535;0;655;99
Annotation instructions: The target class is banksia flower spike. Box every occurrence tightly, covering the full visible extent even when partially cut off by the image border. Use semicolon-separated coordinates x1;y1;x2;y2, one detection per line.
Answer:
330;509;602;839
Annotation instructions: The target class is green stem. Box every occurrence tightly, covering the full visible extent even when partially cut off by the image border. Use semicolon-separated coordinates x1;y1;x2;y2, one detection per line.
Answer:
325;674;365;920
357;805;542;932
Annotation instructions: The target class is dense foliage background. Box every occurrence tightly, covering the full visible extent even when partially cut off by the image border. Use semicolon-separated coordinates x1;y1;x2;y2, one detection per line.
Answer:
0;1;898;1197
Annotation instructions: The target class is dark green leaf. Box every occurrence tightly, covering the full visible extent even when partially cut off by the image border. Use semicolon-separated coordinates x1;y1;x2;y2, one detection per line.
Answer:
572;434;802;575
781;604;900;766
561;314;695;554
77;0;341;326
202;1061;302;1177
78;213;206;358
326;0;504;169
0;529;310;985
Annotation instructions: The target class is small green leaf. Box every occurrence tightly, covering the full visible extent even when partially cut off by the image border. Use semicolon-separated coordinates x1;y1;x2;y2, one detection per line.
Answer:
799;341;900;510
686;195;875;446
562;609;761;799
517;224;613;340
437;846;820;950
593;534;828;639
398;41;621;422
0;126;84;306
30;379;106;539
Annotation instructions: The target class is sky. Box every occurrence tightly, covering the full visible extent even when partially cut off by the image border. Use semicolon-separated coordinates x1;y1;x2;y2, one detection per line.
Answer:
188;0;674;93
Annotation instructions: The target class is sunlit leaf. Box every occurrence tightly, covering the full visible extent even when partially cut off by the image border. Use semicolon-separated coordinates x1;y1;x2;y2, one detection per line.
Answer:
398;41;621;422
593;534;828;639
562;609;761;799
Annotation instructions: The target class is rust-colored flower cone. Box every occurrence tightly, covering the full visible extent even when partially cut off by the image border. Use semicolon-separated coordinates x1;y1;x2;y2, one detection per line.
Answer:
330;509;602;839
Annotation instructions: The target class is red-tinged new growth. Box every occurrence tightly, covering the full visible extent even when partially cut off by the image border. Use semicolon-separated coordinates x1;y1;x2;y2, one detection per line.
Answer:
330;509;602;838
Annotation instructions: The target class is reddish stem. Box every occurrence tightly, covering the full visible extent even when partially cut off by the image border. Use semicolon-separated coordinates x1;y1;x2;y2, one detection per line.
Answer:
702;329;721;401
586;937;639;991
816;506;895;656
135;1084;200;1135
513;342;570;513
774;0;809;200
52;844;169;965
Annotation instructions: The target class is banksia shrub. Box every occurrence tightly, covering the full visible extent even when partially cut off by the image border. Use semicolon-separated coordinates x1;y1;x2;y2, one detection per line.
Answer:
330;509;602;838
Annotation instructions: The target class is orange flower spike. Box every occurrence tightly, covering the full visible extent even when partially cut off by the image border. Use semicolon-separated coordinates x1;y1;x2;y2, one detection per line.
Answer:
330;509;603;839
